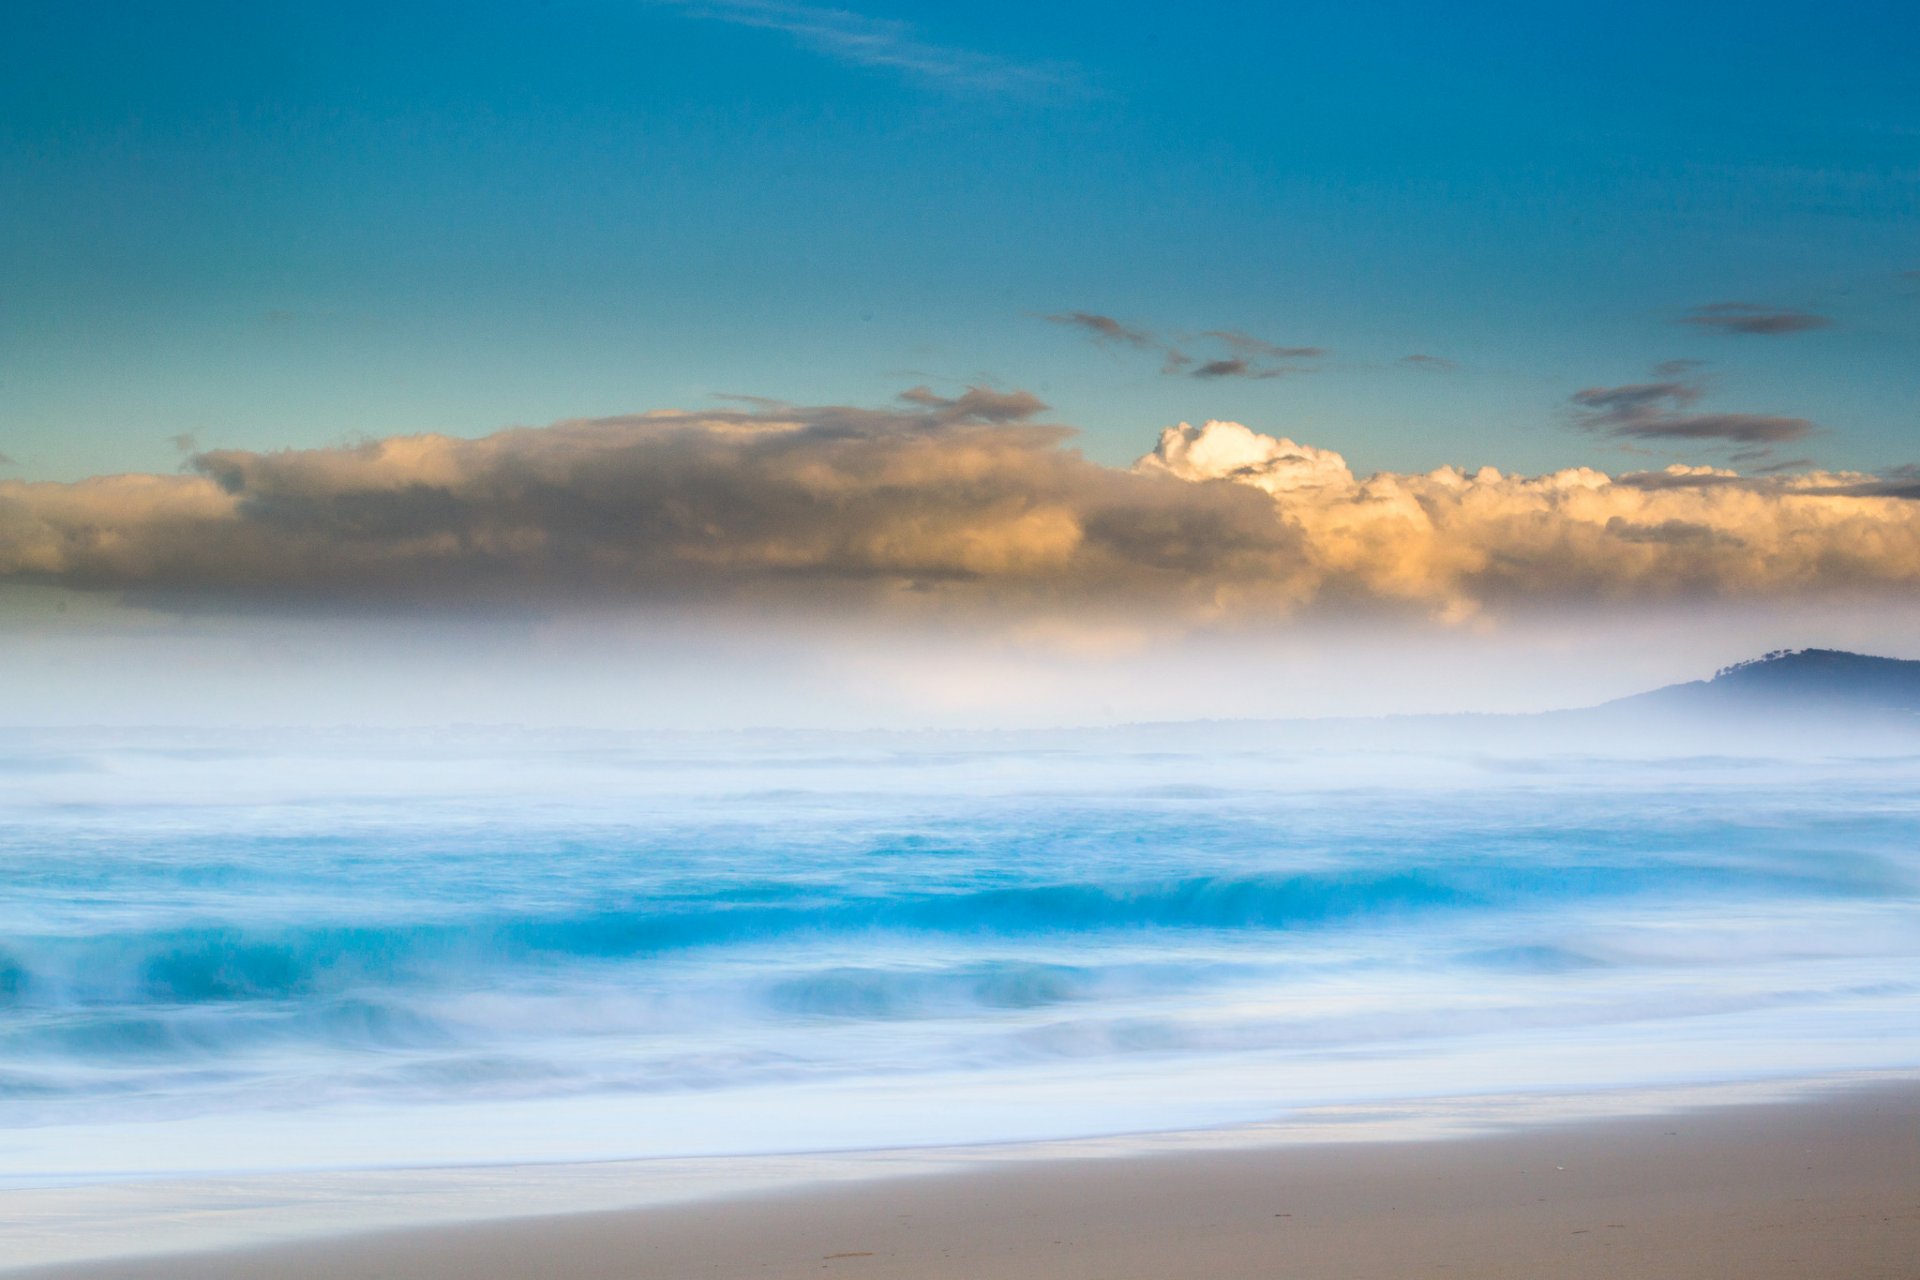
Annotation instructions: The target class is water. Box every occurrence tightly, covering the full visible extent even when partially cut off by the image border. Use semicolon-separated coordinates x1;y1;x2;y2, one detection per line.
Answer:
3;730;1918;1180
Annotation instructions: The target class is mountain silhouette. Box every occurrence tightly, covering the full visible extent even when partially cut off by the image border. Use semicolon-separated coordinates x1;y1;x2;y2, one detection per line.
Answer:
1606;648;1920;716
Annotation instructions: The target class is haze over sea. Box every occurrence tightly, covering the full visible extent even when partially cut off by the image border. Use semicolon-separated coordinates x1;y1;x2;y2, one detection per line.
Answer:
6;722;1918;1183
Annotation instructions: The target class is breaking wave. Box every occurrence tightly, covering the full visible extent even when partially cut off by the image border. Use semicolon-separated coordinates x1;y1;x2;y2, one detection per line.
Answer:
2;734;1918;1174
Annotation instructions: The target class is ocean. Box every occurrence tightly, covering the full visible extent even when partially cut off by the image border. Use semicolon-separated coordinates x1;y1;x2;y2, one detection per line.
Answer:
3;727;1918;1182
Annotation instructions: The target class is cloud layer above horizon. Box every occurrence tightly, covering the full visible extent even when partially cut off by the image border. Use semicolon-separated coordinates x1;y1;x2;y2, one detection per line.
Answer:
4;391;1919;627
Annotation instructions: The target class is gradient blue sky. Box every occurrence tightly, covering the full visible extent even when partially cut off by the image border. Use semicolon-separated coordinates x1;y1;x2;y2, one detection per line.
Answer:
4;0;1916;483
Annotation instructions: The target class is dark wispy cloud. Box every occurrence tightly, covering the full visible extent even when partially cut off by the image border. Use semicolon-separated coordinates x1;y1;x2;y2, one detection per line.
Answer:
1041;312;1156;350
1045;313;1326;379
1570;378;1815;448
1643;416;1816;444
1399;354;1456;372
1202;331;1327;362
652;1;1078;98
893;385;1048;422
1190;357;1281;380
1180;331;1325;380
1572;380;1703;419
1679;302;1831;336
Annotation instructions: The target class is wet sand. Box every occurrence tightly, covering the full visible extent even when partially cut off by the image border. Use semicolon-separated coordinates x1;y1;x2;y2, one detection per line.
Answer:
19;1080;1920;1280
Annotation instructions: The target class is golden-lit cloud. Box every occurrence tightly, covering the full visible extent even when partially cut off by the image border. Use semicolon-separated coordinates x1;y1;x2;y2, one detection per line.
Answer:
1140;419;1920;623
0;392;1294;613
3;394;1919;624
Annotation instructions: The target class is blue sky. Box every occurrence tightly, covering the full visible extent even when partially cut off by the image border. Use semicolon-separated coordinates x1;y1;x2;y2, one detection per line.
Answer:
4;0;1916;483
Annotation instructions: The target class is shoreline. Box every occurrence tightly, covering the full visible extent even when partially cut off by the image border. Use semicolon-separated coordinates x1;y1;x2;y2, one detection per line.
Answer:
8;1071;1919;1278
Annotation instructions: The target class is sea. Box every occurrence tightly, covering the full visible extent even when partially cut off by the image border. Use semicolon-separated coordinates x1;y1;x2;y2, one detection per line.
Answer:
3;725;1919;1185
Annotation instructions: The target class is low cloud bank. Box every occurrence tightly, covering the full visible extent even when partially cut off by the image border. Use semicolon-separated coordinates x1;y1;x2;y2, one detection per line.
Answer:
1140;420;1920;621
3;396;1918;623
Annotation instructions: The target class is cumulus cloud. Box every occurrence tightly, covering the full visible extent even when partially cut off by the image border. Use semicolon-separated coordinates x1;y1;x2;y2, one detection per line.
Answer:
4;401;1919;625
0;391;1294;614
1569;379;1815;447
1679;303;1831;336
1136;421;1920;620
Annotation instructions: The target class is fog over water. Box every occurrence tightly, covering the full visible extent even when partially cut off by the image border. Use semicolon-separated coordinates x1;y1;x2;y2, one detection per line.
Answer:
4;720;1917;1179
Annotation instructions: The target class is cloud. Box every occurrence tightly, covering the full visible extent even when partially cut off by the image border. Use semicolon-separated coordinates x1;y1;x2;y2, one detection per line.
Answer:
1045;314;1327;379
893;385;1049;422
0;392;1294;615
0;451;13;467
1136;421;1920;620
1853;470;1920;501
6;402;1920;627
1202;331;1327;362
1184;332;1325;379
1679;303;1831;336
1190;357;1286;380
1571;380;1703;420
1137;420;1353;494
1618;414;1814;445
1400;354;1455;372
1613;463;1920;501
1041;312;1156;350
652;1;1077;98
1569;380;1815;447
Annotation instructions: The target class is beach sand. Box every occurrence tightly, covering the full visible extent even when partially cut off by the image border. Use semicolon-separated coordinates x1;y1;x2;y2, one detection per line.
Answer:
18;1080;1920;1280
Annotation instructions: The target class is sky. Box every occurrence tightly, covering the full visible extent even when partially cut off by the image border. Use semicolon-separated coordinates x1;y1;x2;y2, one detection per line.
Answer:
2;0;1917;726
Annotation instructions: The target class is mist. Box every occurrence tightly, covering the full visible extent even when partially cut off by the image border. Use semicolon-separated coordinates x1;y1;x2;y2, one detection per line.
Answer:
3;583;1917;731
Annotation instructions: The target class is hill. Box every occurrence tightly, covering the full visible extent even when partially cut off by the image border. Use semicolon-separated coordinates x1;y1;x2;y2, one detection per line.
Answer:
1606;648;1920;716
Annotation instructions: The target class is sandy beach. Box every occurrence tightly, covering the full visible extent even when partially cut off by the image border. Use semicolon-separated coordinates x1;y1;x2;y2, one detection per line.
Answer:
16;1078;1919;1280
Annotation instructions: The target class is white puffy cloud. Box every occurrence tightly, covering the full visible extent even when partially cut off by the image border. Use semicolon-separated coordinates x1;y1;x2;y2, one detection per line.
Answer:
1141;420;1920;621
1137;420;1356;494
